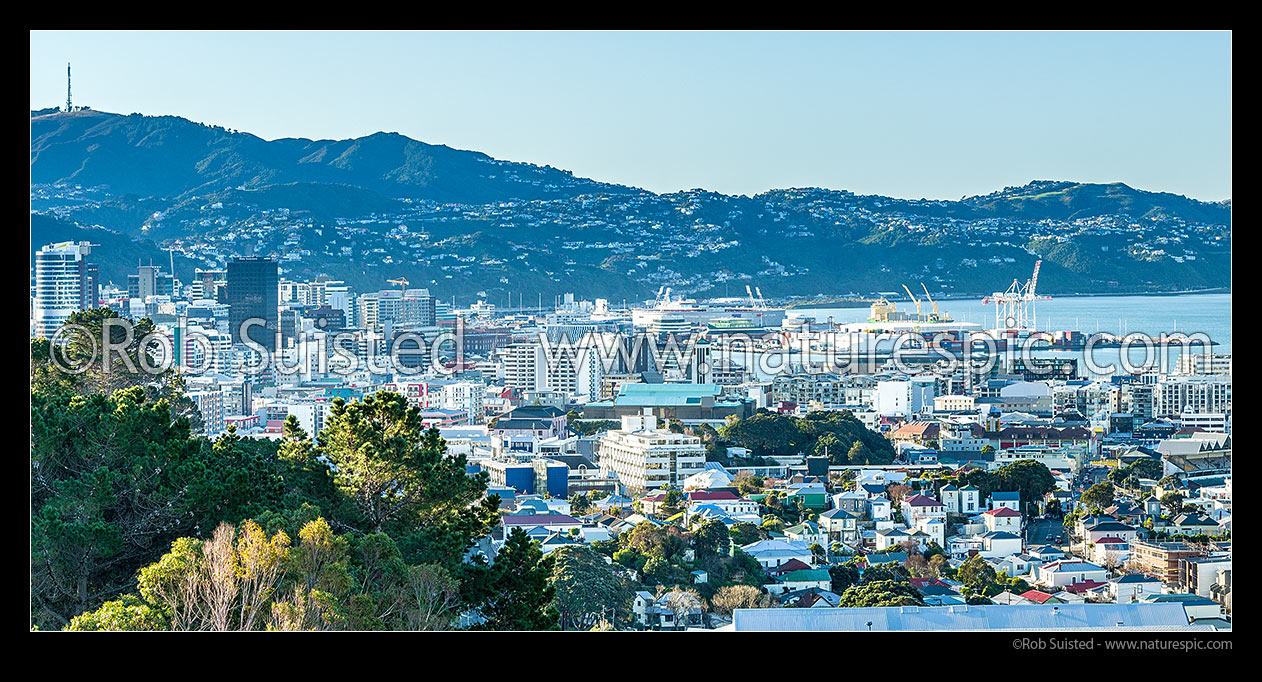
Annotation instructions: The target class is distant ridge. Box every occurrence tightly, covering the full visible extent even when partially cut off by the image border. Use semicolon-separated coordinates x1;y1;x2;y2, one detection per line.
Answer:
30;109;1230;300
31;109;633;204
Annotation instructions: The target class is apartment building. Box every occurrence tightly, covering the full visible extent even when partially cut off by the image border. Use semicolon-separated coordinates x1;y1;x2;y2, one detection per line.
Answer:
597;413;706;493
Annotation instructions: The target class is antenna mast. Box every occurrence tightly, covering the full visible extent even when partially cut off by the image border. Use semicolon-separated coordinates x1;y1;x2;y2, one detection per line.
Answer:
66;62;73;112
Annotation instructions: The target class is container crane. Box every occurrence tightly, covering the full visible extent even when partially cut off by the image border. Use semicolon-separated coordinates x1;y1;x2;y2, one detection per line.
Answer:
901;284;922;317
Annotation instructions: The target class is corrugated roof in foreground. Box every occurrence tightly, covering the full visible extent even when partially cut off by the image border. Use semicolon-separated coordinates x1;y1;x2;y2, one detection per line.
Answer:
730;603;1194;632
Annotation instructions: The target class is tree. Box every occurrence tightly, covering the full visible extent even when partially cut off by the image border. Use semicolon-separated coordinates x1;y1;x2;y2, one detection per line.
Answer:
318;391;498;565
31;386;204;629
728;522;763;546
1081;481;1115;511
477;528;558;630
136;521;291;631
846;440;871;465
710;585;769;618
691;519;730;565
838;580;924;607
828;563;861;593
64;595;168;631
31;308;203;431
658;489;687;517
569;492;592;515
956;554;998;595
887;484;913;505
549;545;625;630
1160;492;1186;517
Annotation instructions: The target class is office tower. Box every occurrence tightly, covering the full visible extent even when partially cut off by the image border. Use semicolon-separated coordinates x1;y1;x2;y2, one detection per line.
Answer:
227;257;279;352
127;264;175;300
33;241;98;338
193;269;226;301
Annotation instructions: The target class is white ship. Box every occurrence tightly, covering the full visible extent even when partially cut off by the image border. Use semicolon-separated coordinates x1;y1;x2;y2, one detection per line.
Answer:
631;285;787;330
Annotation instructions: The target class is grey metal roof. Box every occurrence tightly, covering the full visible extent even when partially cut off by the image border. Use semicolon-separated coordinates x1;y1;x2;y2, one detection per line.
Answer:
731;603;1195;631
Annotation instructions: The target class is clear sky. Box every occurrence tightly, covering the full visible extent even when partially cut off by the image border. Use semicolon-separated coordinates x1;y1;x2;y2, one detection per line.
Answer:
30;30;1232;201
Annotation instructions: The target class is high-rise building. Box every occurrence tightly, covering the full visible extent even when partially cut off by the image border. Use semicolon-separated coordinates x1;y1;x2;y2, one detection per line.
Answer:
227;257;279;352
32;241;98;338
127;264;175;300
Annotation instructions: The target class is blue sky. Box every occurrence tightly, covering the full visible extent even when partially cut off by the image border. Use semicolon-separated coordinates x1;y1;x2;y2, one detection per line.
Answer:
30;31;1231;201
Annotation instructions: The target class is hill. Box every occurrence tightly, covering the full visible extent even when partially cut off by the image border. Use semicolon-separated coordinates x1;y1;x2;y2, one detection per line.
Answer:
30;109;630;204
30;110;1231;301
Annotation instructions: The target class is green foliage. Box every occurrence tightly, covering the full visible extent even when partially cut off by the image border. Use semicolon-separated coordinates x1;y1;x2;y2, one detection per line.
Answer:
548;545;628;630
957;554;999;594
31;387;203;629
1081;481;1116;510
838;580;925;608
828;562;861;594
476;529;558;631
728;521;763;546
719;409;895;464
317;391;499;565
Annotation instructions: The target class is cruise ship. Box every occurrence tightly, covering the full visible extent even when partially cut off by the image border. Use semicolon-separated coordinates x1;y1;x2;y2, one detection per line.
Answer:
631;286;787;330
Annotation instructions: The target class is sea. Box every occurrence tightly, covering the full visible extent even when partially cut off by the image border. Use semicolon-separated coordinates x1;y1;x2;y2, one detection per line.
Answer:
783;292;1232;380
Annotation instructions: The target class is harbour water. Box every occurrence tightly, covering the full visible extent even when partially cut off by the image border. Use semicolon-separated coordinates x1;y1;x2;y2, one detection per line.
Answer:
781;292;1232;380
790;293;1232;352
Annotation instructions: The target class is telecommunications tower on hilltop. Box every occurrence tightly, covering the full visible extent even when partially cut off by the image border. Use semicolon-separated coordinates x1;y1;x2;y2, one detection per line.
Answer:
66;62;72;112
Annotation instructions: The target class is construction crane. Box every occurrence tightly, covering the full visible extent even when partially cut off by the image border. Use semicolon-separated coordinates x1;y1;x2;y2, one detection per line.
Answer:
901;284;922;317
387;277;409;295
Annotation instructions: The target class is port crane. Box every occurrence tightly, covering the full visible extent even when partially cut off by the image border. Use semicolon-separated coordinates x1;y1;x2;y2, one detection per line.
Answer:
982;259;1052;332
921;283;942;318
901;284;922;317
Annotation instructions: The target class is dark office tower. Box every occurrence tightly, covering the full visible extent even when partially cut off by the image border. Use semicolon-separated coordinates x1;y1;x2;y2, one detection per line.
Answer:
227;257;279;352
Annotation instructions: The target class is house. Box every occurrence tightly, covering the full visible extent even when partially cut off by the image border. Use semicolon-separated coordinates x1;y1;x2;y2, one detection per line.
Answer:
832;490;869;514
1090;536;1131;568
978;531;1023;559
687;490;760;517
1020;589;1067;605
940;483;981;514
1082;519;1140;546
784;520;828;547
947;535;984;559
863;552;909;570
1141;593;1225;622
918;584;966;606
982;506;1022;533
875;527;912;551
901;494;947;526
1112;573;1163;603
818;508;859;545
632;590;705;630
742;539;815;569
989;491;1020;512
778;588;841;608
766;558;814;577
869;495;892;521
785;483;829;510
997;554;1038;577
992;591;1036;605
767;568;832;596
1027;545;1069;563
1171;512;1220;535
502;512;583;536
1034;560;1110;588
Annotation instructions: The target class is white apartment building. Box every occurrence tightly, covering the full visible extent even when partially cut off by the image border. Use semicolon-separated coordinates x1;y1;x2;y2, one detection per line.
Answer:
874;375;936;418
597;413;706;493
1153;375;1231;418
33;241;98;339
1177;352;1231;376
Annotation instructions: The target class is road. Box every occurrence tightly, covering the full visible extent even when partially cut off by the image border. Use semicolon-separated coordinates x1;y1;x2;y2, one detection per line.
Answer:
1026;517;1065;549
